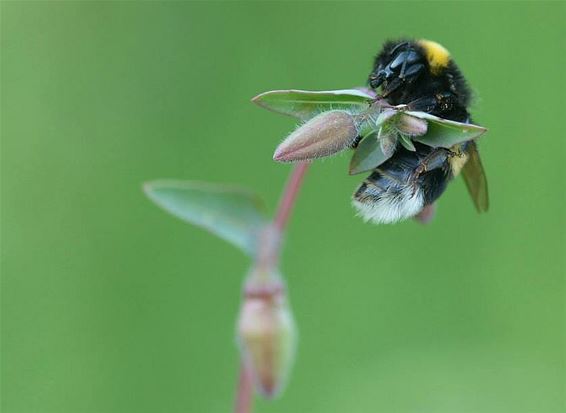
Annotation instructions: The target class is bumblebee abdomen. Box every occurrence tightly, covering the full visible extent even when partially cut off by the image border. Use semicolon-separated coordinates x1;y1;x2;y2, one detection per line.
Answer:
352;144;451;224
353;173;424;224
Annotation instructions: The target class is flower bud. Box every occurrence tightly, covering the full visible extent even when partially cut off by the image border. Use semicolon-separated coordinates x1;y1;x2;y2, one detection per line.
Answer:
236;270;297;398
395;113;428;136
378;127;398;158
414;203;436;224
273;110;358;162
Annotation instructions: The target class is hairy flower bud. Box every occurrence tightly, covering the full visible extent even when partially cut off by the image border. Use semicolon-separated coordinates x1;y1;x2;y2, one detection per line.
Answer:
414;203;436;224
236;270;297;398
395;113;428;136
378;126;398;157
273;110;358;162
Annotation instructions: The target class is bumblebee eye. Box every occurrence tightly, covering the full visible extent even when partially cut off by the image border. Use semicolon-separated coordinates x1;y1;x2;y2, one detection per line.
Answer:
389;41;410;55
403;63;425;78
389;50;421;70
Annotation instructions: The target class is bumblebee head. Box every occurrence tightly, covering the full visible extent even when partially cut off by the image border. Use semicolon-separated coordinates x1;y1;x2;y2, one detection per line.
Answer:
368;42;426;97
369;39;452;97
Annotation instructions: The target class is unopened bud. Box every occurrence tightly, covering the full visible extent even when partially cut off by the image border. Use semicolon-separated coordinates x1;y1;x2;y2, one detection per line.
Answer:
273;110;358;162
378;127;398;157
236;270;297;398
395;113;428;136
414;203;436;224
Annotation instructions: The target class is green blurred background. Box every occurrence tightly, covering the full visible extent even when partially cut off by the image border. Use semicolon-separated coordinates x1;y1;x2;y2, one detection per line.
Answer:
2;2;564;412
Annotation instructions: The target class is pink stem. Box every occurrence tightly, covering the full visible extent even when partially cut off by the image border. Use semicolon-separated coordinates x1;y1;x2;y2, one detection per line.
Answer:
234;162;310;413
234;361;254;413
274;162;310;232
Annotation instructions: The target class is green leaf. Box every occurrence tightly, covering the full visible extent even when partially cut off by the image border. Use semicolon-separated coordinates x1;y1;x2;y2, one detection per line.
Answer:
144;180;267;256
406;111;487;148
252;89;373;120
349;132;393;175
375;108;398;126
398;134;416;151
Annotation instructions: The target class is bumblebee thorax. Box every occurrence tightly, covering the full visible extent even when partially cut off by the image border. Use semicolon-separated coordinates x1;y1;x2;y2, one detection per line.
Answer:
417;39;451;74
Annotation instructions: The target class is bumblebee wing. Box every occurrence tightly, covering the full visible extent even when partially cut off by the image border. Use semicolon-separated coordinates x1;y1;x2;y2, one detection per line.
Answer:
462;141;489;212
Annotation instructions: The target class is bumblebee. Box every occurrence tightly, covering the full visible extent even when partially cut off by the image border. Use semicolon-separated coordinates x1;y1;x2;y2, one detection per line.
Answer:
352;39;489;224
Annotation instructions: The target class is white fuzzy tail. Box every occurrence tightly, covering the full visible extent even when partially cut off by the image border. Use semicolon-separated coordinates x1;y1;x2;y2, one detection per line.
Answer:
352;186;424;224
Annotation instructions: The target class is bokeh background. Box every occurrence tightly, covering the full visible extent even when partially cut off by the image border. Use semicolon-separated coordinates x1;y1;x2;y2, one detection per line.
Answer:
2;2;564;413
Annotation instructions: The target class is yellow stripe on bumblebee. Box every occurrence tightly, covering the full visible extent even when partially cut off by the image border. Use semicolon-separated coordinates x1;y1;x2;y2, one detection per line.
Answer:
417;39;451;74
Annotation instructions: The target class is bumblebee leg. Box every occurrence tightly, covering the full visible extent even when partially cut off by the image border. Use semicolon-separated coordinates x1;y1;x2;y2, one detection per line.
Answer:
413;147;452;175
350;135;363;149
407;147;454;200
409;147;452;196
407;92;462;118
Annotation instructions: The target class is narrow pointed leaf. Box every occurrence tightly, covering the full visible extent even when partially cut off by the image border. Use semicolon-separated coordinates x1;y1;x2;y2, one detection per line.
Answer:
252;89;373;120
352;87;378;99
144;180;267;256
349;132;393;175
398;134;416;151
375;109;398;126
406;111;487;148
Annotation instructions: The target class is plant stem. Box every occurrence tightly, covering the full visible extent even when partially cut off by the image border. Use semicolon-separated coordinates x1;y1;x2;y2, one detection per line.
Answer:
274;162;310;233
234;361;254;413
234;162;310;413
257;161;310;270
